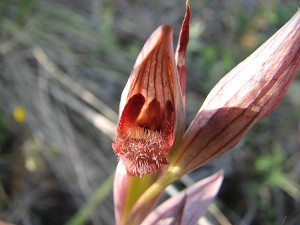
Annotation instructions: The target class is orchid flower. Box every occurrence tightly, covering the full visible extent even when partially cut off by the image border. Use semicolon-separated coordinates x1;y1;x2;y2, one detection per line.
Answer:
113;1;300;225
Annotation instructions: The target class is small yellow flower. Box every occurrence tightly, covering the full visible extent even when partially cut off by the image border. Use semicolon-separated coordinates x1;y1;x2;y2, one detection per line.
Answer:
13;106;26;123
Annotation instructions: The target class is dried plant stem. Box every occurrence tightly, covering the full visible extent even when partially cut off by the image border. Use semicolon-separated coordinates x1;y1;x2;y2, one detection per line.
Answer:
32;47;118;123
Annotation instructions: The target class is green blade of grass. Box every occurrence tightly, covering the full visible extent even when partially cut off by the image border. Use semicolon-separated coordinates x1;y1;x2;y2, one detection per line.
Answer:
65;173;114;225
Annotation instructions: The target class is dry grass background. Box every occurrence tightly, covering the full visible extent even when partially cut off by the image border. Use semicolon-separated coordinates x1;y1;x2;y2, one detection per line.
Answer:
0;0;300;225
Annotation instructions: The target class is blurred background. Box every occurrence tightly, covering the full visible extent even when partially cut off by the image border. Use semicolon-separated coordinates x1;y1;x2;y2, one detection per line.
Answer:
0;0;300;224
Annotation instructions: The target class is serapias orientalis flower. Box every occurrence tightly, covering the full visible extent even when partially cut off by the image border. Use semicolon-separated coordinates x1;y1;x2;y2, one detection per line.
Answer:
112;25;185;177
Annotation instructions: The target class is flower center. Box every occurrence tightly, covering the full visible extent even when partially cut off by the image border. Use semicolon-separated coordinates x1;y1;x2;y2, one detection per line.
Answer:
113;94;175;176
136;98;164;131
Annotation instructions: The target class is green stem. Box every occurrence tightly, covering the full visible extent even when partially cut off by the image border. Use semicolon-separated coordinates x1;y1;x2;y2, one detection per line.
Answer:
121;174;153;225
126;166;182;225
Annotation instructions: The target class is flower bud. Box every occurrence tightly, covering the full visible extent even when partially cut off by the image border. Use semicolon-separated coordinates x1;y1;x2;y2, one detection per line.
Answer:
172;10;300;175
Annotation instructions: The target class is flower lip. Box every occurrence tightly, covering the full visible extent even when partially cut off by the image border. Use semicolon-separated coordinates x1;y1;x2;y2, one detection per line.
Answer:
113;93;175;176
